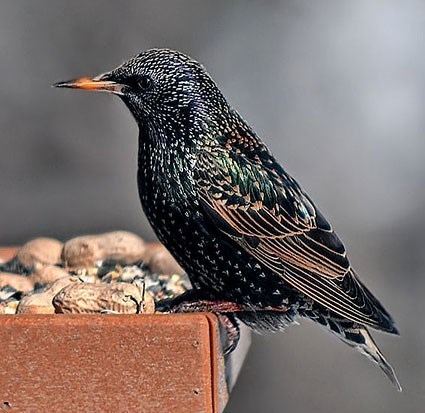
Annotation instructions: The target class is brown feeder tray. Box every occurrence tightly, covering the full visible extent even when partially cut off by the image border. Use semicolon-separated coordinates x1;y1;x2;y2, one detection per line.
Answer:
0;248;250;413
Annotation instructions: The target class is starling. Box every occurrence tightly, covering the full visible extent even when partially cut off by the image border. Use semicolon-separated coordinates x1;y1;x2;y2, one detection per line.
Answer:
54;48;401;390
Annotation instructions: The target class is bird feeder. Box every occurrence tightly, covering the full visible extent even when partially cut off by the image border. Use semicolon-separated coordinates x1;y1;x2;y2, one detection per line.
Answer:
0;246;250;412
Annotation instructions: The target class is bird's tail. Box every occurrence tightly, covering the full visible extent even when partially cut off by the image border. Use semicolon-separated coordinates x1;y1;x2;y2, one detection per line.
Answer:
307;311;402;391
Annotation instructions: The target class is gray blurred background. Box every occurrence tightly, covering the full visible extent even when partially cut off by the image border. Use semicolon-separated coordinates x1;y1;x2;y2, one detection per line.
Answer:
0;1;424;411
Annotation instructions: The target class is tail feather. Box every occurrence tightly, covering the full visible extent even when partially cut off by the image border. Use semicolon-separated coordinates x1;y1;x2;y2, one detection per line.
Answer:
307;311;402;391
343;325;402;392
236;306;402;391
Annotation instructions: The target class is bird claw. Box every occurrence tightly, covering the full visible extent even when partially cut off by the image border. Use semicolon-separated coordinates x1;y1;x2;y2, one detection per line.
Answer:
169;298;242;354
156;290;244;353
217;313;240;355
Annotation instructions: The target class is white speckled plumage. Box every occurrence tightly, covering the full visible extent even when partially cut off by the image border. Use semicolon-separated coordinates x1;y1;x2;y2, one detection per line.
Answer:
55;48;401;390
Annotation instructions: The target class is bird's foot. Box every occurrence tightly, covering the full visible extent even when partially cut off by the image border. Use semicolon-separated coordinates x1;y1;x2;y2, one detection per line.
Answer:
168;299;250;314
170;299;242;355
156;290;245;354
156;289;248;313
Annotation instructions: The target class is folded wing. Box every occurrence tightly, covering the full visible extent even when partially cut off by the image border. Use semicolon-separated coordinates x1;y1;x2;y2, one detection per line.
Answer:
194;138;397;333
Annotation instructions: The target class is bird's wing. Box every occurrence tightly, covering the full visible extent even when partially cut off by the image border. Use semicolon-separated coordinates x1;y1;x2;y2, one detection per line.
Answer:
194;141;396;333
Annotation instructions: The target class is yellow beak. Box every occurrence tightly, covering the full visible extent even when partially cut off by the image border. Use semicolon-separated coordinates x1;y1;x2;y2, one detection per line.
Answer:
53;76;123;95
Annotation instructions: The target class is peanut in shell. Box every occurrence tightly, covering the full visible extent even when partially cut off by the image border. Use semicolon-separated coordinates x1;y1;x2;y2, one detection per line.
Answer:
62;231;146;268
16;276;80;314
53;282;148;314
16;237;63;269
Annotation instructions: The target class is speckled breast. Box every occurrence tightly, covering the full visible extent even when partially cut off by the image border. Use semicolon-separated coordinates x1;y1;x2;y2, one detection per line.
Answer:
137;163;291;309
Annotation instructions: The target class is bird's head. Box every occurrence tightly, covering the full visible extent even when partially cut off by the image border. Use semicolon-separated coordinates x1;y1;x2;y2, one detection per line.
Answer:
54;49;229;138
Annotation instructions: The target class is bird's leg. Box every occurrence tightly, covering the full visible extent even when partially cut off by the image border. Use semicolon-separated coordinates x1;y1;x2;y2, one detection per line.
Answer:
169;298;242;354
168;299;250;314
156;289;246;354
156;288;248;313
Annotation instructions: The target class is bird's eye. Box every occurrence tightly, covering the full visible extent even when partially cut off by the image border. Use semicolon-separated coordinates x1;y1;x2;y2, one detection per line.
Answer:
137;76;153;90
137;75;153;91
125;75;153;91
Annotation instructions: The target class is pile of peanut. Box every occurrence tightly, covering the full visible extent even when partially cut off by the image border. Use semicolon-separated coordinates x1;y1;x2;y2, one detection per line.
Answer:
0;231;190;315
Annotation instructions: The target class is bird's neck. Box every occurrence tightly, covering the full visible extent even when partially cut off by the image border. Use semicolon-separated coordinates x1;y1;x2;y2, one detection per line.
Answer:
136;107;251;194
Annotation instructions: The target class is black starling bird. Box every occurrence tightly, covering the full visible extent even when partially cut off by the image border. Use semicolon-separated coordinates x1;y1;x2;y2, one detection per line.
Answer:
54;48;401;390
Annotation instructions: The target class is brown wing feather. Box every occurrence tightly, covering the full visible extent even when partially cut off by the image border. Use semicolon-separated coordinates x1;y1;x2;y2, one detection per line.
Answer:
195;138;397;333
